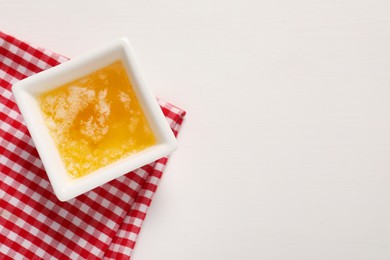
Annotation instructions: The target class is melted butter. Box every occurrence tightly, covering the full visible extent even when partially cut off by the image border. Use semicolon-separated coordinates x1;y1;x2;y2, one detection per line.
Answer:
39;61;156;178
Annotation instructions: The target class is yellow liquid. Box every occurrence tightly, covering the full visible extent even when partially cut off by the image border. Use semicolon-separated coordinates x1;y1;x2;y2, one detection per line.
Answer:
39;61;156;178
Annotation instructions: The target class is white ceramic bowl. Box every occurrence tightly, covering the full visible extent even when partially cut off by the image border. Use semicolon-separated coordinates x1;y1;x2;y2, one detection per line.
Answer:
12;38;178;201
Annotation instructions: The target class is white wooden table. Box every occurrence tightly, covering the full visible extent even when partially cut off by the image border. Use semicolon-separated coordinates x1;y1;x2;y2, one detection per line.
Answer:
2;1;390;259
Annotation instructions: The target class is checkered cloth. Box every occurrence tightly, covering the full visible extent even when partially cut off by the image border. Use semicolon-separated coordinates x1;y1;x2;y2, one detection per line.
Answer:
0;31;186;259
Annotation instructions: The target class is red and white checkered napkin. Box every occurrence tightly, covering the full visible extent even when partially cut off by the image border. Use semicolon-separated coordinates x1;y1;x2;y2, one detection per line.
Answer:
0;32;186;259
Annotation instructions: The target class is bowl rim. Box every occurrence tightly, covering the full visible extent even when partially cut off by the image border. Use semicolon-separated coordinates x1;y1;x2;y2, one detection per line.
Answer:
12;38;178;201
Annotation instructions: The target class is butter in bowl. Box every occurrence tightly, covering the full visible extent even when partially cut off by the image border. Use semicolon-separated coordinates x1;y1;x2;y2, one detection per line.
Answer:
12;38;177;201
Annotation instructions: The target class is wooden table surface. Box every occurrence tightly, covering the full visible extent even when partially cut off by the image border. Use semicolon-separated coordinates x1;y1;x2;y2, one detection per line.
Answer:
2;0;390;259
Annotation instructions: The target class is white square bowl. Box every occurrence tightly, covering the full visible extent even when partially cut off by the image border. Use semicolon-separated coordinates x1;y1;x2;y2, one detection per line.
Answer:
12;38;178;202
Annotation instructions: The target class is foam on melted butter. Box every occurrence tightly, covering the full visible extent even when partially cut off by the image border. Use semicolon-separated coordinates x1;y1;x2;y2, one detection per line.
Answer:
39;61;156;178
